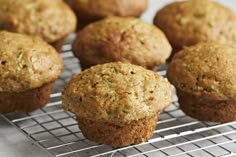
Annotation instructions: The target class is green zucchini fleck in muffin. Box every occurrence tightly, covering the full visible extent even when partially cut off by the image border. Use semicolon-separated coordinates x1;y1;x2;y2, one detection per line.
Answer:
72;16;172;71
0;31;63;113
167;42;236;123
0;0;77;52
154;0;236;53
62;62;172;147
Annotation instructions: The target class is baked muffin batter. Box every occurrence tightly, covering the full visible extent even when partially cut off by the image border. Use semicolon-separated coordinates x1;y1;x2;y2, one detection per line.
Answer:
66;0;147;28
0;31;63;112
0;0;77;51
73;17;172;71
154;0;236;51
63;62;172;146
167;42;236;123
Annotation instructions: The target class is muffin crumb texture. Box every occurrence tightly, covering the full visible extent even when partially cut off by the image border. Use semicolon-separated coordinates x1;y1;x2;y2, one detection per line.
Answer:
154;0;236;50
0;31;63;92
167;42;236;122
168;42;236;99
0;0;76;43
73;17;172;70
63;62;172;125
65;0;147;27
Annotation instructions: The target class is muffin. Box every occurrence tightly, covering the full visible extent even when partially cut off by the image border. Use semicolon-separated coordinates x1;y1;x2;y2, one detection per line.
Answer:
72;16;172;71
0;31;63;113
0;0;77;52
62;62;172;147
154;0;236;53
65;0;148;28
167;42;236;123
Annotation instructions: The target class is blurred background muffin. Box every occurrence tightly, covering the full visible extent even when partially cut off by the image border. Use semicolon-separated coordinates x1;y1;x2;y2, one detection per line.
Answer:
72;16;172;71
154;0;236;54
0;0;77;52
167;42;236;123
62;62;172;147
0;31;63;113
65;0;148;29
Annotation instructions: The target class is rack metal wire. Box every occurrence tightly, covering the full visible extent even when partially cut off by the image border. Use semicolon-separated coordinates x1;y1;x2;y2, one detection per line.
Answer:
2;36;236;157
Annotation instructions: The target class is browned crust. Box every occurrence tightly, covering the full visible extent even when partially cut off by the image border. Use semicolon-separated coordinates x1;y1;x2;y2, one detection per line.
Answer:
177;89;236;123
0;0;77;44
77;114;158;147
154;0;236;52
72;17;172;71
66;0;148;29
0;82;55;113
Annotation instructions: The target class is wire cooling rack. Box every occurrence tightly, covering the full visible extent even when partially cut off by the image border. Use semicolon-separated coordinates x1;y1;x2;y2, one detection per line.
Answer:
2;35;236;157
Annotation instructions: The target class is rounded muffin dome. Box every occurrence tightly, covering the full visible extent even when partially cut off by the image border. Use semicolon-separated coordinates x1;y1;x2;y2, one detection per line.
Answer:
72;16;172;70
167;42;236;122
62;62;172;124
0;0;76;44
66;0;147;27
167;42;236;100
0;31;63;92
154;0;236;51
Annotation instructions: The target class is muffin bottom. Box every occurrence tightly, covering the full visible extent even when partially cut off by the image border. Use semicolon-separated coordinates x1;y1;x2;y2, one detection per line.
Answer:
177;89;236;123
50;34;70;52
77;114;158;147
0;82;54;113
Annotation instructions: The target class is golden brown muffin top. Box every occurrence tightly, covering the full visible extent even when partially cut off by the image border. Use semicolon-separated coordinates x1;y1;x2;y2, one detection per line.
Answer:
167;42;236;100
0;0;76;43
73;16;172;70
62;62;172;125
66;0;147;20
0;31;63;92
154;0;236;49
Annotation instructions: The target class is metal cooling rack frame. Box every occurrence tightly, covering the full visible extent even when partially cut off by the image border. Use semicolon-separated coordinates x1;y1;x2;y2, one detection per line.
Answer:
2;36;236;157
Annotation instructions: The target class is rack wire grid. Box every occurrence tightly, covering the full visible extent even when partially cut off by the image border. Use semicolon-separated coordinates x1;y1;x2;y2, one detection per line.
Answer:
2;35;236;157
